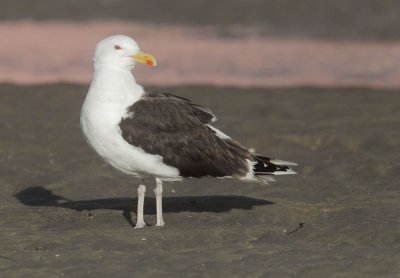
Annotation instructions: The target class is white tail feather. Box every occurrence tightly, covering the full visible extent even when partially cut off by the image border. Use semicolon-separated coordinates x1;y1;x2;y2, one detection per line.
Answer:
270;159;298;166
258;176;276;184
271;169;297;175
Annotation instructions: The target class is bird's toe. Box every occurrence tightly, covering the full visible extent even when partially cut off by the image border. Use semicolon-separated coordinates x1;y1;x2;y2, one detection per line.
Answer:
134;222;146;228
155;220;165;227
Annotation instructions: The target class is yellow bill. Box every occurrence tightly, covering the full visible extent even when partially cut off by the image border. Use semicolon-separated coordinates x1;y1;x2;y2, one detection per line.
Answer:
131;51;157;66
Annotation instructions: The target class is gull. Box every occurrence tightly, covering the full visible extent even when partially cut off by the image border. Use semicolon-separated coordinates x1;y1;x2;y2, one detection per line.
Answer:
80;35;297;228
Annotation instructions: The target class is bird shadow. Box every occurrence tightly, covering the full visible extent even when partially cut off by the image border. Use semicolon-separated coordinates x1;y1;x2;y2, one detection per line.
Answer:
14;186;274;227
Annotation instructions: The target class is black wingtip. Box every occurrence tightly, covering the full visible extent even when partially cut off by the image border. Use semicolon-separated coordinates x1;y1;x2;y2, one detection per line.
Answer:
253;155;297;175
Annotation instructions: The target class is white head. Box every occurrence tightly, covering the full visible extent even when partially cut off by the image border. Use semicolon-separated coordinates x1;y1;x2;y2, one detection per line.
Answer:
93;35;156;70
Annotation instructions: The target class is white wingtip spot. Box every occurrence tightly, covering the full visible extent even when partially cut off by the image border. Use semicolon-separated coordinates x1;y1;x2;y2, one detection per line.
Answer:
270;159;298;166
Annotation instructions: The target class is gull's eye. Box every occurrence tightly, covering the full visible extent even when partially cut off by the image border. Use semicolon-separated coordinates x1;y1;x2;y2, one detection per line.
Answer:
114;45;122;50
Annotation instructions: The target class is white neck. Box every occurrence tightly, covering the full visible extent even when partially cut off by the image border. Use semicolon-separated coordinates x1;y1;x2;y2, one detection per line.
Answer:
88;65;144;103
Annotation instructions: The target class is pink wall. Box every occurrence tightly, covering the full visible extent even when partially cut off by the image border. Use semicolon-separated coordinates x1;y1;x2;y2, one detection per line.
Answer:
2;21;400;88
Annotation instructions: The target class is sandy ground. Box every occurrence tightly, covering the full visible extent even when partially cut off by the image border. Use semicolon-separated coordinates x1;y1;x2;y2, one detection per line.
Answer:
2;21;400;88
0;84;399;277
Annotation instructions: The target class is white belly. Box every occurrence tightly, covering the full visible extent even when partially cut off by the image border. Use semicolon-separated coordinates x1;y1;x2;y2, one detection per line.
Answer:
80;91;180;179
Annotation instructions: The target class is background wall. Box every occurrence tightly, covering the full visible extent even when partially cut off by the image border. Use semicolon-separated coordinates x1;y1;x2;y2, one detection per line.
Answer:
2;0;400;40
1;1;400;86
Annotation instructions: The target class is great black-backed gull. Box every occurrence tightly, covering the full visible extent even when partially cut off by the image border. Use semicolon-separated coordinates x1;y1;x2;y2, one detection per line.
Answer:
80;35;297;228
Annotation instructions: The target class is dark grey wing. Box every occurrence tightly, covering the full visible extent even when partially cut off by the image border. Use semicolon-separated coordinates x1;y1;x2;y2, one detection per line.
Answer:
148;91;216;124
119;92;251;178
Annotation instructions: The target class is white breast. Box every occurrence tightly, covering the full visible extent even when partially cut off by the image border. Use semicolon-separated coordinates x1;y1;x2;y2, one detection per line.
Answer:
80;67;180;179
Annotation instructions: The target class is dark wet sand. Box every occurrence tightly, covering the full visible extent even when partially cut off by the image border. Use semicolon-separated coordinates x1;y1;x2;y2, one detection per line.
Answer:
0;84;399;277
